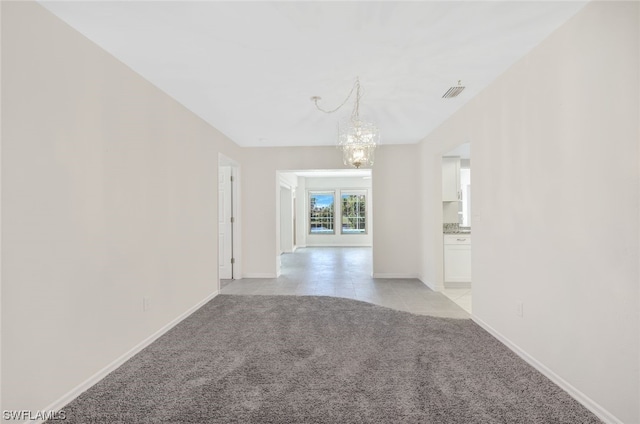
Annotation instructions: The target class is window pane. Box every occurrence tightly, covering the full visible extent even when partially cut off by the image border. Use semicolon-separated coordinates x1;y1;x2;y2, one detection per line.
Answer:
309;193;334;234
341;193;366;234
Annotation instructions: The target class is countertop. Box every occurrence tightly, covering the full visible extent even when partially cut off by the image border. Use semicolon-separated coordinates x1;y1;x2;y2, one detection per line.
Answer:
443;224;471;235
442;222;471;234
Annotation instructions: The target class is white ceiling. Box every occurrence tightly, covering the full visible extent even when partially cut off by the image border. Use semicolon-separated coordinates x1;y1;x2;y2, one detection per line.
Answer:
444;142;471;159
39;1;587;148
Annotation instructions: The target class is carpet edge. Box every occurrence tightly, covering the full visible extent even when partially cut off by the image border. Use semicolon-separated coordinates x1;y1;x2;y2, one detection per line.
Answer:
217;293;472;321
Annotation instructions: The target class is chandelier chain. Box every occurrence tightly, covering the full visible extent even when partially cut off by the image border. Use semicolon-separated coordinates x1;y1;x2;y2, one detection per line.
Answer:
313;77;361;115
351;80;361;121
311;76;378;168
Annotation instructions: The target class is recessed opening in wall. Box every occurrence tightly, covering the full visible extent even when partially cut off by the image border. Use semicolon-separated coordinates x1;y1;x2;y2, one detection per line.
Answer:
276;169;373;279
441;143;472;314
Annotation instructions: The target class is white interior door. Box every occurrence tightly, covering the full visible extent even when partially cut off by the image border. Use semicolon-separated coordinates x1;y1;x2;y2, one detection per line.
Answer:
219;166;232;279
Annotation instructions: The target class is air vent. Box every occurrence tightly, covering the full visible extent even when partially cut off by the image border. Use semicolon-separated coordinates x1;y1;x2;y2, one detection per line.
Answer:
442;81;465;99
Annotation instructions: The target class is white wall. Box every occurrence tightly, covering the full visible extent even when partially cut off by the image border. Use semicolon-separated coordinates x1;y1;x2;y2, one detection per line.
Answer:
1;1;242;414
372;145;422;279
279;186;293;253
304;176;372;247
296;177;307;248
277;172;298;256
419;2;639;422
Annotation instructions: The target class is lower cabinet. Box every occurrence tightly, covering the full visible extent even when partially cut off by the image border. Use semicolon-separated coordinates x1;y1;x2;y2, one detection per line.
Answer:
444;234;471;283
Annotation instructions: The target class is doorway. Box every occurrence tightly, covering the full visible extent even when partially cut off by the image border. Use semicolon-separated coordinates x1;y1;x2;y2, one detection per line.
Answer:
441;143;472;313
276;169;373;278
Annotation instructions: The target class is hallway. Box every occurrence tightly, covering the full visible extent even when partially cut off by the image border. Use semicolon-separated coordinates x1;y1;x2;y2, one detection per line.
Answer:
221;247;469;319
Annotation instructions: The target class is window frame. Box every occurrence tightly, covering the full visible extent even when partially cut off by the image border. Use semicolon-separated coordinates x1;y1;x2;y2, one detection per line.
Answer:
308;191;336;235
340;190;367;235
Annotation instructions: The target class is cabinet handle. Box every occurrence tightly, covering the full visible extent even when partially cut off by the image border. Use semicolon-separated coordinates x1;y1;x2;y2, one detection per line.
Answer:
457;238;467;241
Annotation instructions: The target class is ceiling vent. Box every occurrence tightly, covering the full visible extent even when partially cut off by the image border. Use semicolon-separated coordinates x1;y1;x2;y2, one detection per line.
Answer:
442;81;465;99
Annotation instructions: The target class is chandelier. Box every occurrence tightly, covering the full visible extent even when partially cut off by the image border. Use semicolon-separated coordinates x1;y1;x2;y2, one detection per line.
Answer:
312;77;380;168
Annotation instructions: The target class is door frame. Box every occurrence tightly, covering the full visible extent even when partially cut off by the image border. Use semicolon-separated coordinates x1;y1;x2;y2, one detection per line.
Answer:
218;154;241;286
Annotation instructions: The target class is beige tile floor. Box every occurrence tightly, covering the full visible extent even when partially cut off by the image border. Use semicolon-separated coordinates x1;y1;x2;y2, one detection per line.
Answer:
442;288;472;314
221;247;470;319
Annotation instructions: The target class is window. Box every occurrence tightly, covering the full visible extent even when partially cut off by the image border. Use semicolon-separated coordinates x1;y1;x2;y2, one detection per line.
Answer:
309;192;334;234
341;192;366;234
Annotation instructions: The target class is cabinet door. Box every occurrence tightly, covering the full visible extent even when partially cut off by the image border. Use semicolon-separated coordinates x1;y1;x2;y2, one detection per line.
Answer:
442;157;461;201
444;245;471;282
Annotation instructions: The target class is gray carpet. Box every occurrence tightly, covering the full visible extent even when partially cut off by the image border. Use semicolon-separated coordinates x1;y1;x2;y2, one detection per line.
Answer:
51;295;601;423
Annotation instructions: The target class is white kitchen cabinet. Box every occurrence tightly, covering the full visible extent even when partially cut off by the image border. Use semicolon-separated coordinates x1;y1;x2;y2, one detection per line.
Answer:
444;234;471;283
442;157;461;202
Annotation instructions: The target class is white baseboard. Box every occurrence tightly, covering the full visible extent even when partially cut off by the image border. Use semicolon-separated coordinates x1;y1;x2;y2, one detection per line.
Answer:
417;274;444;292
420;279;439;291
30;291;219;424
372;273;420;279
241;273;278;279
472;316;623;424
305;244;372;248
444;281;471;289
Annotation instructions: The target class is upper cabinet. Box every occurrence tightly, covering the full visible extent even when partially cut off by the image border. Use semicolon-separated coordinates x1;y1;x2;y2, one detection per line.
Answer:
442;157;461;201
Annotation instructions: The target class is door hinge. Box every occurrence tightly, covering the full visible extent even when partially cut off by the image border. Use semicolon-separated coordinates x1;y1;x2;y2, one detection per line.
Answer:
231;216;235;223
231;258;235;264
230;175;234;182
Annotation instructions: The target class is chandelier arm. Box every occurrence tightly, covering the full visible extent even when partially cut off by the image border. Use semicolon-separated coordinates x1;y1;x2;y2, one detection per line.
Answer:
313;77;359;114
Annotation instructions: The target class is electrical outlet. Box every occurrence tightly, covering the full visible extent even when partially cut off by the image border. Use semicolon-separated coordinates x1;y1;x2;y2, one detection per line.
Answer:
516;300;523;318
143;297;150;312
